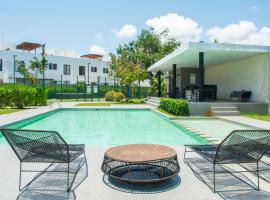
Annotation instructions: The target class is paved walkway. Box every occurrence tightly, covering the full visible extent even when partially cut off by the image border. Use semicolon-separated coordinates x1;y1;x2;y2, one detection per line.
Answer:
220;116;270;129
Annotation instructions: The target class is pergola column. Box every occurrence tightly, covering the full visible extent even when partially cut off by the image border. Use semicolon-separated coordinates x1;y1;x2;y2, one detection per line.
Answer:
199;52;205;101
157;70;161;97
172;64;177;98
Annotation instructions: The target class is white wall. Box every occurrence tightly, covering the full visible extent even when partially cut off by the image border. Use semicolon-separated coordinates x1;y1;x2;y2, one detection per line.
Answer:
205;54;269;103
0;50;110;84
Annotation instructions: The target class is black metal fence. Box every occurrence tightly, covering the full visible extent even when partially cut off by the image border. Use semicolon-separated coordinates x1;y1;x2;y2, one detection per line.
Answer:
1;76;151;102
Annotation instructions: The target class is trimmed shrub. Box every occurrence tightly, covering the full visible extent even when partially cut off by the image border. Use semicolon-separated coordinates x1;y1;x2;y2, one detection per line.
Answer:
159;98;189;116
105;91;115;101
35;87;48;105
0;85;47;108
114;92;125;102
11;86;35;108
0;87;12;107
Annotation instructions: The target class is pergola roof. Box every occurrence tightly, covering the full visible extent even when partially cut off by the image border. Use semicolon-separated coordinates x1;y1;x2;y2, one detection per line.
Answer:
16;42;41;51
148;42;270;72
80;54;103;59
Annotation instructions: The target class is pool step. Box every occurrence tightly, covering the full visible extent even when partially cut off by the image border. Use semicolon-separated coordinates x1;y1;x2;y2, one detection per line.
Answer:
146;97;160;108
172;119;218;143
210;105;240;116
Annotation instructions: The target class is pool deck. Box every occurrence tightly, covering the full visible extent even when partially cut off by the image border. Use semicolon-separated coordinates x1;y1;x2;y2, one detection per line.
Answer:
1;102;270;199
2;145;270;200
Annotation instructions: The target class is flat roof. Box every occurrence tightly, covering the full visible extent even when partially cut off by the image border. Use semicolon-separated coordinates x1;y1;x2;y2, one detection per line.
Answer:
16;42;41;51
148;42;270;72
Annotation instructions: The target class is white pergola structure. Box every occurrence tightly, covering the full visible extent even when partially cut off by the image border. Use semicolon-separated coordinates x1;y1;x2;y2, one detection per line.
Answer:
148;42;270;112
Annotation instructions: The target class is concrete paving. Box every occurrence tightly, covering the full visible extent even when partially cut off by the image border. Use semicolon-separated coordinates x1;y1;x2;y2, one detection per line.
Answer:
220;116;270;130
1;145;270;199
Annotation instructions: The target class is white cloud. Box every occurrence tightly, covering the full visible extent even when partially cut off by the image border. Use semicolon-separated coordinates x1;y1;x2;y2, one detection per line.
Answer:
114;24;137;39
206;20;270;45
95;32;104;42
145;13;203;42
89;45;106;55
248;5;257;12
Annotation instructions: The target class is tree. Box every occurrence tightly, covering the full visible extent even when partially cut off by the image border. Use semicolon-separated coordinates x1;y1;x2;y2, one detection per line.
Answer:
110;28;180;97
17;61;35;84
17;56;48;85
134;28;180;68
110;54;147;100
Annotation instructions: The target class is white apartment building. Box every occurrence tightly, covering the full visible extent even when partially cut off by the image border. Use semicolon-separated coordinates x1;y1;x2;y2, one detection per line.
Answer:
0;42;110;85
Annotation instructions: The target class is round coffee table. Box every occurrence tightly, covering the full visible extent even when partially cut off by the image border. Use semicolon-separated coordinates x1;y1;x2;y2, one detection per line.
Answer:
101;144;180;184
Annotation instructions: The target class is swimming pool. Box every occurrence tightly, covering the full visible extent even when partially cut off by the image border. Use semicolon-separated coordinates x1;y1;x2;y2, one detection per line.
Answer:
0;109;207;145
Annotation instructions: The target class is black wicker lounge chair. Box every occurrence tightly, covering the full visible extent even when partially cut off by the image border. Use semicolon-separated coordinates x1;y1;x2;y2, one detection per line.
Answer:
0;128;86;192
184;130;270;192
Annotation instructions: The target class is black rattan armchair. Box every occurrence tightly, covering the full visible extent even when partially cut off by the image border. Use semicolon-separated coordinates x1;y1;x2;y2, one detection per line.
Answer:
0;128;86;192
184;130;270;192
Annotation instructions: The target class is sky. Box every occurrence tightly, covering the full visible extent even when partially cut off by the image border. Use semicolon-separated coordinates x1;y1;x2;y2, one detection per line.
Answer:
0;0;270;56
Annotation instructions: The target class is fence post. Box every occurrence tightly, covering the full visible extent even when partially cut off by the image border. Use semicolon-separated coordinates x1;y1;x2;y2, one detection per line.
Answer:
42;44;45;89
98;76;100;101
84;76;86;101
60;75;63;102
76;76;79;102
138;81;141;99
91;82;93;102
13;55;17;84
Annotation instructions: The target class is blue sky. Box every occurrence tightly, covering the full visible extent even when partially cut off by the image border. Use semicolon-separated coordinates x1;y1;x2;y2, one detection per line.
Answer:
0;0;270;55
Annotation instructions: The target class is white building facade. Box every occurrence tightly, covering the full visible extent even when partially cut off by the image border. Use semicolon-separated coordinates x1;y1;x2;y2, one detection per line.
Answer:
0;49;110;85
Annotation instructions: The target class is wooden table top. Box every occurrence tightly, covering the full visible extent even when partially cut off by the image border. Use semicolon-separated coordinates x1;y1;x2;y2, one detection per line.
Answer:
105;144;177;162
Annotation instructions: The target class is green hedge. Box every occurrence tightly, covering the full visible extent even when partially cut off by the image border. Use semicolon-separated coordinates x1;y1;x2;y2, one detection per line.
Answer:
159;98;189;116
0;85;47;108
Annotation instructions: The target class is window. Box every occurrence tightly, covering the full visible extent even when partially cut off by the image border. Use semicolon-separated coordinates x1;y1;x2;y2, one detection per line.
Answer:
0;59;2;71
91;66;97;72
63;64;71;75
79;66;85;76
49;63;57;70
189;74;196;84
63;81;70;85
103;68;108;74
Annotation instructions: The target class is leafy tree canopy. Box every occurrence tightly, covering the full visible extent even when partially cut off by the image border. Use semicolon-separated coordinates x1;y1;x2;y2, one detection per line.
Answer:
110;28;180;97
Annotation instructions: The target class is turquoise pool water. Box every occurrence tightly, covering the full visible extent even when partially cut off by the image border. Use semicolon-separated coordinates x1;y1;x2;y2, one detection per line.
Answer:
1;109;207;145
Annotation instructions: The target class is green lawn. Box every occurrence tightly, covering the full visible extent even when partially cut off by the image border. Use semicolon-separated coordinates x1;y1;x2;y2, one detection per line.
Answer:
0;108;23;115
156;108;177;117
242;113;270;122
75;102;111;106
74;99;145;107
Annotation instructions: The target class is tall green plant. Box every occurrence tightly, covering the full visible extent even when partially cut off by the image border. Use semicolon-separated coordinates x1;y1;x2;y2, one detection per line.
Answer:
17;56;48;85
110;28;180;98
16;61;35;83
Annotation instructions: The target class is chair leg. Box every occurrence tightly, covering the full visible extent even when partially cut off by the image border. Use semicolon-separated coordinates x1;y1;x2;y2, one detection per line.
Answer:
213;164;216;193
67;162;70;192
183;146;187;163
257;161;260;191
19;162;22;191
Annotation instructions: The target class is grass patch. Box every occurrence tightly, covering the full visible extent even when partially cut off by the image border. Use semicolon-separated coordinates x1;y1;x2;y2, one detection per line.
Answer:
0;108;23;115
156;108;177;117
118;99;146;104
75;102;111;106
241;113;270;122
